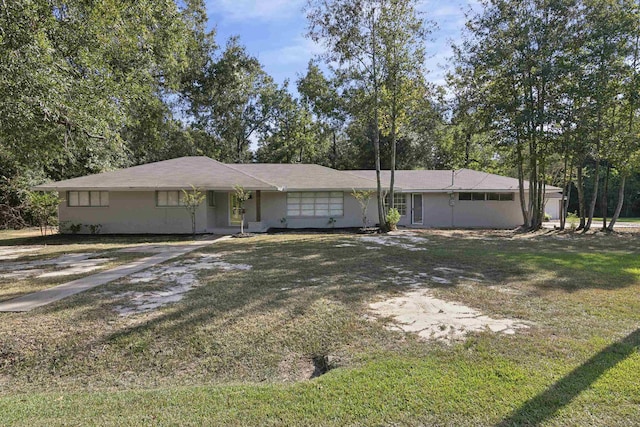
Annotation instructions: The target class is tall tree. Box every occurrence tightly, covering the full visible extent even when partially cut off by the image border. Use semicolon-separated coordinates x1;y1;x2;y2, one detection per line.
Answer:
192;37;279;163
256;83;324;164
306;0;386;227
377;0;431;211
306;0;432;229
454;0;577;230
0;0;213;226
297;62;347;168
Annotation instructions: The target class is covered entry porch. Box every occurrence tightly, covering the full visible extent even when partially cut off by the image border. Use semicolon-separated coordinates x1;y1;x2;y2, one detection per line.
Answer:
205;189;267;233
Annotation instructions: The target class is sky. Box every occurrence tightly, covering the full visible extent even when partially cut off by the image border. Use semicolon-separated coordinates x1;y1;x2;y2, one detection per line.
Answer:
205;0;481;90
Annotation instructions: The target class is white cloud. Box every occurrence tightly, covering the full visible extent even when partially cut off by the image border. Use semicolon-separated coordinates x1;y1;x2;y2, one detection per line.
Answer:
258;37;323;68
207;0;305;22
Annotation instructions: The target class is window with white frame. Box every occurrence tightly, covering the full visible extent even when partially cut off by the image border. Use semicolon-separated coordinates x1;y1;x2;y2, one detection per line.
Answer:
287;192;343;217
156;190;186;207
68;191;109;207
384;193;407;215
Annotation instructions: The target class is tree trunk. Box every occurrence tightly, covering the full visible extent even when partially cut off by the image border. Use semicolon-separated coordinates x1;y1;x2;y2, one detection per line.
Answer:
528;139;538;231
607;174;626;232
389;80;397;212
516;143;529;227
601;162;610;230
559;154;569;230
465;132;471;168
562;164;573;230
371;8;385;231
192;211;196;239
331;130;337;169
576;165;586;230
584;158;600;232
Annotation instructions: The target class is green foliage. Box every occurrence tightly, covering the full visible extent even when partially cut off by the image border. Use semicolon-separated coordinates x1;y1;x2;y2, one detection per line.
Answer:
567;211;580;231
25;191;60;236
0;0;209;171
452;0;640;230
59;221;82;234
192;37;278;163
351;189;376;228
182;186;206;237
385;207;401;231
88;224;102;235
256;83;325;164
233;185;252;205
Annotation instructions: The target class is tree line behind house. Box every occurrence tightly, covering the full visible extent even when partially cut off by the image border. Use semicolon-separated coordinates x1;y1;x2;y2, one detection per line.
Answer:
1;0;639;231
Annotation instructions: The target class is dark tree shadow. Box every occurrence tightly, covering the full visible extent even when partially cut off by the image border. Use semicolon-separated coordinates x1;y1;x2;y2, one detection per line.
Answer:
497;328;640;426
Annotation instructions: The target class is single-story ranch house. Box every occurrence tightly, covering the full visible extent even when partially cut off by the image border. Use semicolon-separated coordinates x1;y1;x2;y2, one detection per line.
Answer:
34;156;562;234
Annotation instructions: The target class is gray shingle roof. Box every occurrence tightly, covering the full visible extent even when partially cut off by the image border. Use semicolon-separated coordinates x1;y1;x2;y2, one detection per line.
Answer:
33;157;561;193
33;157;276;191
346;169;562;192
227;163;377;191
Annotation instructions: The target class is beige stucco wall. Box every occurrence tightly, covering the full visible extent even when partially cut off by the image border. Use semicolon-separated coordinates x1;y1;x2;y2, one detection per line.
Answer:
58;189;542;234
400;192;528;229
395;192;524;229
59;190;208;234
450;194;523;228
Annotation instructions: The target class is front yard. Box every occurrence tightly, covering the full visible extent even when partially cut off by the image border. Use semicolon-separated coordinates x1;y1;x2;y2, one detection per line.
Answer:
0;229;639;426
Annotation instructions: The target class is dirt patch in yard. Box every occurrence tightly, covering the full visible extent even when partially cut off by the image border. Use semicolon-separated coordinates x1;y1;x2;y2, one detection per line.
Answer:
0;247;42;260
368;262;528;342
368;288;529;342
0;253;113;280
112;253;252;316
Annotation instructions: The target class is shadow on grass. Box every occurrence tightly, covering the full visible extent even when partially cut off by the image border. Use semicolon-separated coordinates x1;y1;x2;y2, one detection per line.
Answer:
497;328;640;427
0;233;199;247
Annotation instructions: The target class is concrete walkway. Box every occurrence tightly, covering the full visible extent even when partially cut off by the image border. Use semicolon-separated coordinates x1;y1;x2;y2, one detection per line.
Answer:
0;236;227;312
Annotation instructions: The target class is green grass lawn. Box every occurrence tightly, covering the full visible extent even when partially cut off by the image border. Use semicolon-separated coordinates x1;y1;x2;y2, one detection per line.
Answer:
0;229;639;426
593;217;640;224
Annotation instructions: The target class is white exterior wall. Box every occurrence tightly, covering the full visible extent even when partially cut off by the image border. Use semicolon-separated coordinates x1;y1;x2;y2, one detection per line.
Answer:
59;190;208;234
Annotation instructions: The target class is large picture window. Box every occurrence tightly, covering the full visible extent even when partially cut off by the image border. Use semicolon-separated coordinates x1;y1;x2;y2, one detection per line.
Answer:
384;193;407;215
68;191;109;207
287;192;343;217
157;190;186;207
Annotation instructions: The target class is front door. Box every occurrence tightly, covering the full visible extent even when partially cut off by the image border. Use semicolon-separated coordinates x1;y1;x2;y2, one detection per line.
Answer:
412;193;423;225
229;193;242;225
